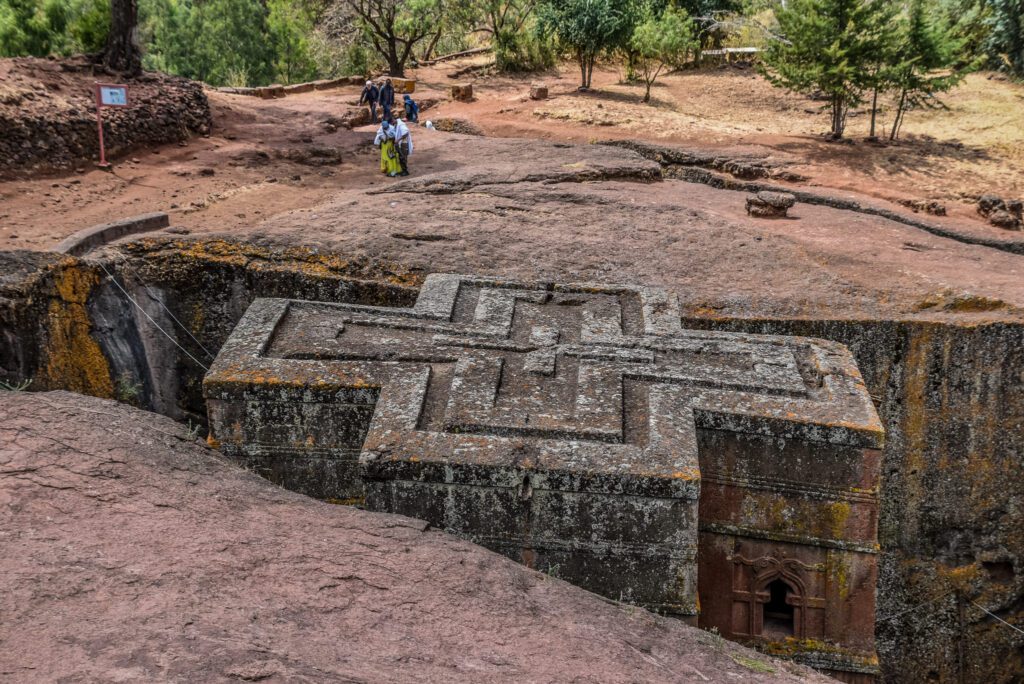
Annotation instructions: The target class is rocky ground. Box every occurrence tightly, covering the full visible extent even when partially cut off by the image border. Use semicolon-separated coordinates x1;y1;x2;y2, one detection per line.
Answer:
0;390;828;683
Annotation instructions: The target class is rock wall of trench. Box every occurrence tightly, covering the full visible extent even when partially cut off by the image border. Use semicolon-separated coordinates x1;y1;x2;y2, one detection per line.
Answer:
681;316;1024;683
0;240;419;421
1;240;1021;682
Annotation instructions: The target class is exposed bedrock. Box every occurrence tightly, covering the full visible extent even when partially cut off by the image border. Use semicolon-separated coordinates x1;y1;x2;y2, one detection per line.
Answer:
1;240;1021;682
1;390;828;683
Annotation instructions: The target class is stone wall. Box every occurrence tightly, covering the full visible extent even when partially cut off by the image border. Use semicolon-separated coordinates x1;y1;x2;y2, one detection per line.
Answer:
0;57;211;177
682;316;1024;683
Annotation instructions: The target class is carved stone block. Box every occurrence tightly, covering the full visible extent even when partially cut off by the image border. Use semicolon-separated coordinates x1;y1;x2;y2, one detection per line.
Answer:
205;273;884;677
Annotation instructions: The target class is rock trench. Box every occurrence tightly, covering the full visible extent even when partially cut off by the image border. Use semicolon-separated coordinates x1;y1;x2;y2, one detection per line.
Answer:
1;237;1022;682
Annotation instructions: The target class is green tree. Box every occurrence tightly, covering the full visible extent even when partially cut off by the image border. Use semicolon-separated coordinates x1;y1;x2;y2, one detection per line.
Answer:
889;0;973;139
940;0;1021;77
630;6;697;102
760;0;897;139
69;0;110;54
986;0;1023;76
267;0;318;83
144;0;274;86
0;0;70;56
469;0;555;71
0;0;110;57
343;0;443;76
536;0;630;89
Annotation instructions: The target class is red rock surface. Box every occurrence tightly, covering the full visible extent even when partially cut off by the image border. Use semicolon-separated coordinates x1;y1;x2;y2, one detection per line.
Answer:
0;390;831;683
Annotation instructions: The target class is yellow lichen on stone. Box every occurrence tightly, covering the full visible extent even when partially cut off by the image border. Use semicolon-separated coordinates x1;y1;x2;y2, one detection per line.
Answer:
828;553;852;601
38;262;114;398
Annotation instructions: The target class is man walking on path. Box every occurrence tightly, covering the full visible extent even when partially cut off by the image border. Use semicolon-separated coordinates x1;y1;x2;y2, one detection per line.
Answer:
359;80;380;123
387;112;413;176
380;79;396;121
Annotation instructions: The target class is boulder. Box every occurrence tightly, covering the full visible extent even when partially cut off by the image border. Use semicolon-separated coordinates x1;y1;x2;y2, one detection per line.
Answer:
530;83;549;100
977;195;1023;230
451;83;474;102
746;191;796;218
988;210;1022;231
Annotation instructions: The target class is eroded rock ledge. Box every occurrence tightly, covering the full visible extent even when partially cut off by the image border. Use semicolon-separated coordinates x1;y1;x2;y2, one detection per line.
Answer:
0;390;828;683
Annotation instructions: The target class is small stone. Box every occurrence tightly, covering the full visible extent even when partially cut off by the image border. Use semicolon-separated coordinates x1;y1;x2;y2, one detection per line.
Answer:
198;168;215;177
988;210;1022;230
530;83;549;100
977;195;1005;217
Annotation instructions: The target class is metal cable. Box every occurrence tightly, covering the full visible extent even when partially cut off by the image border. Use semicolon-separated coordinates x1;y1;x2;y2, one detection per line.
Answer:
97;262;210;372
110;251;215;359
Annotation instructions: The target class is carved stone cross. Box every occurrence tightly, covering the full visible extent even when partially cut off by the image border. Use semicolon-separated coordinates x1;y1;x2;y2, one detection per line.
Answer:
205;272;883;662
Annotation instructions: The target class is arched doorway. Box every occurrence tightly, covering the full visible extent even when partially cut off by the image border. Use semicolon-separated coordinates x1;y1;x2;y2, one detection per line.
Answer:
762;578;795;637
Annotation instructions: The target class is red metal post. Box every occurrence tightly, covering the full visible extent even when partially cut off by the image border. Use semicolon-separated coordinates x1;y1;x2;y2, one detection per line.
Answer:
95;83;109;168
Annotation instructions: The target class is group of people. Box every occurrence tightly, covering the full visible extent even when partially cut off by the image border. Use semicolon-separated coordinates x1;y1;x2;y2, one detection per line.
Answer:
360;78;421;178
359;78;419;124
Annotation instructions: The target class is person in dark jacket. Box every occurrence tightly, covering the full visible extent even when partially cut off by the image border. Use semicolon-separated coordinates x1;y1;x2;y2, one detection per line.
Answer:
379;78;395;121
359;80;380;123
403;94;419;123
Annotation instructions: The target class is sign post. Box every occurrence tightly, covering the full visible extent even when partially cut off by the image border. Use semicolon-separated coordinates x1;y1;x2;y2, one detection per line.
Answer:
94;83;129;169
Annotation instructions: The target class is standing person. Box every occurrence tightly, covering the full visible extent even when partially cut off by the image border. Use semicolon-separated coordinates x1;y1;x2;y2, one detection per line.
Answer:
359;80;380;123
379;78;395;121
402;94;419;123
373;120;401;176
388;112;413;176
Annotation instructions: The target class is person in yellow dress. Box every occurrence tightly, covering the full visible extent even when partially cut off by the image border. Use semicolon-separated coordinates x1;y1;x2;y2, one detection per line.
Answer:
374;120;402;177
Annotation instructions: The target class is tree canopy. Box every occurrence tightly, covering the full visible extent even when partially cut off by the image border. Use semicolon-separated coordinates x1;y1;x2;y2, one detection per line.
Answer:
0;0;1019;88
630;5;697;102
760;0;897;138
536;0;631;89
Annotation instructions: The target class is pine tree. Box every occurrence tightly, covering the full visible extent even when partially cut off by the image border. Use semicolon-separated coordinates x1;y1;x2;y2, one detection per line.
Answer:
889;0;973;140
986;0;1023;77
760;0;897;139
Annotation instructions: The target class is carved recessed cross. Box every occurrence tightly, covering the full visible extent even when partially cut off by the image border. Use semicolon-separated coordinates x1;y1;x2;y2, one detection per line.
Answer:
205;273;884;624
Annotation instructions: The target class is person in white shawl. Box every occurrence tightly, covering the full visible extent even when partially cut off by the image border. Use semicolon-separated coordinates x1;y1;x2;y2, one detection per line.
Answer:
385;112;412;176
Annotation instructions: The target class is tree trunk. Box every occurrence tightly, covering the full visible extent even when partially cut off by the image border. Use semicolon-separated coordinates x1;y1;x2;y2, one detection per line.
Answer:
388;42;404;77
643;79;651;103
103;0;142;76
890;90;907;140
830;95;846;139
869;86;879;138
578;50;587;89
422;28;443;62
